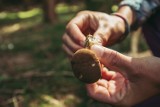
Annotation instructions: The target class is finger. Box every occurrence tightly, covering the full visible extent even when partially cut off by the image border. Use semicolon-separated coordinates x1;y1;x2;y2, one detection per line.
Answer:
101;67;116;80
66;15;87;46
102;67;124;80
96;79;108;88
100;69;127;102
86;81;119;103
62;33;82;53
107;78;127;101
86;81;112;103
93;20;111;45
86;79;109;94
91;45;132;78
91;45;131;67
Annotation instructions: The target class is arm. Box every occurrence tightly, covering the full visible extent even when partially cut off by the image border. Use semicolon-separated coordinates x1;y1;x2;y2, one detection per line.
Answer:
118;0;160;29
106;0;160;45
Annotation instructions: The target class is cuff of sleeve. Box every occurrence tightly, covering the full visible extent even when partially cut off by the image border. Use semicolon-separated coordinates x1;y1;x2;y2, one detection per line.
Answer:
119;0;142;30
119;0;160;30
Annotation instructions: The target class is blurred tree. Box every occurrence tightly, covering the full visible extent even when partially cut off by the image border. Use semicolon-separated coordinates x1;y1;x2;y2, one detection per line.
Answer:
42;0;57;24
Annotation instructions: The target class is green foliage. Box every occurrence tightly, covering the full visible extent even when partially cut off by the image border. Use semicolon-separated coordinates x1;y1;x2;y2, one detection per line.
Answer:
85;0;119;13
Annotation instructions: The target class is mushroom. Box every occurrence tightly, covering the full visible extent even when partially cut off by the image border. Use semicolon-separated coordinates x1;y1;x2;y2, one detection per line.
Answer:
71;35;102;83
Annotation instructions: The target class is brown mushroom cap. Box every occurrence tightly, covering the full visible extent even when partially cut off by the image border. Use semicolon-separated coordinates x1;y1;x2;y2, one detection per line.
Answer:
71;48;101;84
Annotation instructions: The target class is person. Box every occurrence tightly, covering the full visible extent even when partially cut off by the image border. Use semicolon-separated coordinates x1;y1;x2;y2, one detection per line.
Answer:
62;0;160;107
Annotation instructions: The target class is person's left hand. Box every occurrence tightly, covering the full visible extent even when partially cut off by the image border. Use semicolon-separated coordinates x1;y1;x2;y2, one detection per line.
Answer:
86;45;160;107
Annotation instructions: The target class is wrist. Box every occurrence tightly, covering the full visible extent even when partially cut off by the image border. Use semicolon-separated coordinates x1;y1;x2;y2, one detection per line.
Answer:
110;6;135;42
111;13;130;42
117;6;136;26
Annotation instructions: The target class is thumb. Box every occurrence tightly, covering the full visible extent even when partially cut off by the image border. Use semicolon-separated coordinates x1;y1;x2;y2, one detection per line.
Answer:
93;24;110;46
91;45;132;78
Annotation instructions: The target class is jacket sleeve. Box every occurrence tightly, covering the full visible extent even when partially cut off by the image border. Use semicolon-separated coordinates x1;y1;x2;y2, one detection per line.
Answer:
119;0;160;30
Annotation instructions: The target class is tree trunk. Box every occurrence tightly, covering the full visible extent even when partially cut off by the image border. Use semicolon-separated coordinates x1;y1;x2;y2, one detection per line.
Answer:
43;0;57;24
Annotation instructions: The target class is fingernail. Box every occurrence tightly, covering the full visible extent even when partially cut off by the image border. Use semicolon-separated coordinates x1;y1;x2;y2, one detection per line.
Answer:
91;45;104;58
80;37;86;47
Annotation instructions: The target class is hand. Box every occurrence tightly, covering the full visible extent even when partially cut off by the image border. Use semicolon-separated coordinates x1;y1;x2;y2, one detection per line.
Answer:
62;11;125;58
86;45;160;107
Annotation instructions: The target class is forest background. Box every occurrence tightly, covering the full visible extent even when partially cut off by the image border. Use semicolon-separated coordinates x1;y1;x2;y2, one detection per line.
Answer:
0;0;150;107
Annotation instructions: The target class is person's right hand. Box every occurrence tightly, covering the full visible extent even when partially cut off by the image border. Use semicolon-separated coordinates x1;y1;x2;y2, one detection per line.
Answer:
62;11;126;58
